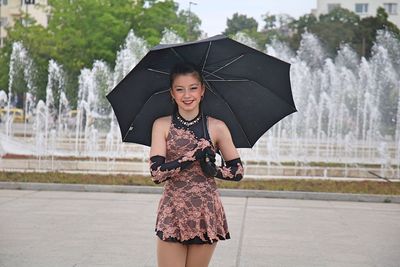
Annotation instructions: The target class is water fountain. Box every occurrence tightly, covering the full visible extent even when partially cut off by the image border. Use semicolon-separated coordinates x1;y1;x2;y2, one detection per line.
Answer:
0;29;399;180
2;42;36;137
160;29;184;44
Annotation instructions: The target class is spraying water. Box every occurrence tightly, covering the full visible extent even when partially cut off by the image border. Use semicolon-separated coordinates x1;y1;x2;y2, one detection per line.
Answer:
1;29;399;178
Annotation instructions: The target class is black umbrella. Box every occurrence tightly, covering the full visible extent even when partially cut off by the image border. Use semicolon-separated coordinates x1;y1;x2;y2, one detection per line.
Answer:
106;34;297;148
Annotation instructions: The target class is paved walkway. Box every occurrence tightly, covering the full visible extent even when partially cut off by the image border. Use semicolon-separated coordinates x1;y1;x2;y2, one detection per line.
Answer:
0;189;399;267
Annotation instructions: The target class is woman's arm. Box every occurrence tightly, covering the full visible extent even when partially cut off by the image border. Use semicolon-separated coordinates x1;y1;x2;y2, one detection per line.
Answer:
212;119;244;181
149;117;210;184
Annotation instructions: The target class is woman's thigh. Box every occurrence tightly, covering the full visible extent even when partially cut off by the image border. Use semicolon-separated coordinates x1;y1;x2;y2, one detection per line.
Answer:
157;238;188;267
185;242;218;267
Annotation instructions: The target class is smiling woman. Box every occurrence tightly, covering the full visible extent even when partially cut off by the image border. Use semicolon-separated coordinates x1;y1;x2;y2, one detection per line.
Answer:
149;62;244;267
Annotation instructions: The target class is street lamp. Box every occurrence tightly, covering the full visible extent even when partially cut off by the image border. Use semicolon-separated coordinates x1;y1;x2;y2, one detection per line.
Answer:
188;1;197;39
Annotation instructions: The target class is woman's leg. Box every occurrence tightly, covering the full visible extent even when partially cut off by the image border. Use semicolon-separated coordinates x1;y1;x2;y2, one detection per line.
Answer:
185;242;218;267
157;238;188;267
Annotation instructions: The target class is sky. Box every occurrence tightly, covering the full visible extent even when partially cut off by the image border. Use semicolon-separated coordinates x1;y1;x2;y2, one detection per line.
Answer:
174;0;316;36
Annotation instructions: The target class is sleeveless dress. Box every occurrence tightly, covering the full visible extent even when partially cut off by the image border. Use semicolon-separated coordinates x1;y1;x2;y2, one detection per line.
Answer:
154;112;231;244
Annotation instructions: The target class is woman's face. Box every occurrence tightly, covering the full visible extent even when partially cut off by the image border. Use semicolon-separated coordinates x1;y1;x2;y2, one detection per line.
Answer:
170;73;205;113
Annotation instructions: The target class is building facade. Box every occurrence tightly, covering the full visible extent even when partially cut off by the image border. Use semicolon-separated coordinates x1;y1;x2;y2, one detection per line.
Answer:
0;0;48;47
314;0;400;27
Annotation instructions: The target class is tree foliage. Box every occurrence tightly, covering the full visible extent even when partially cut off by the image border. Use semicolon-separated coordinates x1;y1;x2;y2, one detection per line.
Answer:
0;0;201;107
223;13;258;36
223;13;269;49
283;7;399;57
222;7;399;57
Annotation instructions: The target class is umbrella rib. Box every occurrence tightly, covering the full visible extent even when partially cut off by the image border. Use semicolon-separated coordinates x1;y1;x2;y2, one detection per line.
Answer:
202;70;224;80
204;54;245;78
170;48;186;62
208;71;296;112
201;42;212;72
205;79;249;82
122;88;170;141
147;68;169;75
235;77;297;111
203;79;252;147
203;70;249;82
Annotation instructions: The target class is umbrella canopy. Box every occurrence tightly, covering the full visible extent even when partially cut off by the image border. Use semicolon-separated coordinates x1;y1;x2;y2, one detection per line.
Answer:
106;34;297;148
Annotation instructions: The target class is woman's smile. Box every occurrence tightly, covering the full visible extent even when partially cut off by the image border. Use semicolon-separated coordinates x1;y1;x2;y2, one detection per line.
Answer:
183;99;194;105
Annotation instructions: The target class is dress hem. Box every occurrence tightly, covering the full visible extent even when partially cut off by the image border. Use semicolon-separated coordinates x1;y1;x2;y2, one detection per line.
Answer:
155;229;231;244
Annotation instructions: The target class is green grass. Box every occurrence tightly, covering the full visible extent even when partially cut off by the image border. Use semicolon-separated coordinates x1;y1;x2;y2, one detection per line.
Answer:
4;153;398;169
0;171;399;195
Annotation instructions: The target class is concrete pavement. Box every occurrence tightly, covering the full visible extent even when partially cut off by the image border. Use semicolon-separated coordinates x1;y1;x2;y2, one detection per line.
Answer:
0;189;399;267
1;182;399;203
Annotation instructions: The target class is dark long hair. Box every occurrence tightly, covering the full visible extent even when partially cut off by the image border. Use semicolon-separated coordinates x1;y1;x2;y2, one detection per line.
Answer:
169;62;204;88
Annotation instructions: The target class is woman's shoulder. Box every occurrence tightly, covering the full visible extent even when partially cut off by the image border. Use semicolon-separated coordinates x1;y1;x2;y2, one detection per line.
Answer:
207;116;228;130
152;115;172;129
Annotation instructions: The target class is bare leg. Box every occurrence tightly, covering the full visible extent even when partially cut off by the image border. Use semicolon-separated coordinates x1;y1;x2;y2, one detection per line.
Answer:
185;242;217;267
157;238;188;267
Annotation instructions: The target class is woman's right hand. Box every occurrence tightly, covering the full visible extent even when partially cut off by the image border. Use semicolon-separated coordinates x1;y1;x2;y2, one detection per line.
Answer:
193;138;215;160
199;147;218;177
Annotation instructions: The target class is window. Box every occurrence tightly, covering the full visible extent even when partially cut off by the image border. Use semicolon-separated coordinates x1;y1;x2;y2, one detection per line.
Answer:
355;3;369;14
327;4;341;13
384;3;398;14
0;17;8;27
1;0;9;5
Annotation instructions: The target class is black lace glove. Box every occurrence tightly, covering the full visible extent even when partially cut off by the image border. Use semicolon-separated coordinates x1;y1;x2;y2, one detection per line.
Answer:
215;158;244;181
150;139;211;184
199;148;244;181
199;147;218;177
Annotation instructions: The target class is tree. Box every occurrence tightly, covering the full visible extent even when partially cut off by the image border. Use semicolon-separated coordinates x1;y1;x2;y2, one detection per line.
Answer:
260;13;295;47
0;0;202;107
132;0;201;46
1;16;52;106
287;7;400;58
357;7;400;57
288;8;360;57
285;13;318;52
223;13;258;36
177;9;202;41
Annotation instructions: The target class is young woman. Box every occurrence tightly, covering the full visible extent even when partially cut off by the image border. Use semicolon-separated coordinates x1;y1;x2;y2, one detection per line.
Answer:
149;62;244;267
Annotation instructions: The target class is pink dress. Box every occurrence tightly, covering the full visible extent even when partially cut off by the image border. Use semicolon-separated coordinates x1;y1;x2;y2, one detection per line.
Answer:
154;114;231;244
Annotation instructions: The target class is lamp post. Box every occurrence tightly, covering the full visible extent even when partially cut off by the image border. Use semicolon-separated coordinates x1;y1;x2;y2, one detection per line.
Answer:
188;1;197;39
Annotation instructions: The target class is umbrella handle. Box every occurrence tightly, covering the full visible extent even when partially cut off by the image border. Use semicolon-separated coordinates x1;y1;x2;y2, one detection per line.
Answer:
201;111;225;167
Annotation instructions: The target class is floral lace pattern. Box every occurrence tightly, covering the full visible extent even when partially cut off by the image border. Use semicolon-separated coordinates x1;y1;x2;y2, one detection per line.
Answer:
154;121;230;244
150;165;181;184
217;162;244;180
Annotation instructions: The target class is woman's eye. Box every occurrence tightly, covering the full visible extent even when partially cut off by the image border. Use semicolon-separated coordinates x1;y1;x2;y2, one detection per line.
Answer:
191;87;198;90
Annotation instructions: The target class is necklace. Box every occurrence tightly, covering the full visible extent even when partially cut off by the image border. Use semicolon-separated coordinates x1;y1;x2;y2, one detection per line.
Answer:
176;111;201;127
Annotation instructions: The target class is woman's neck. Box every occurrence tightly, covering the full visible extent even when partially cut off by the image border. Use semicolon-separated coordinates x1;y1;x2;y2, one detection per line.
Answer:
177;108;200;121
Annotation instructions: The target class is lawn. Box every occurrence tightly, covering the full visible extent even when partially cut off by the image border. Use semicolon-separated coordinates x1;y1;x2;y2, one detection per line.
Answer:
0;171;399;195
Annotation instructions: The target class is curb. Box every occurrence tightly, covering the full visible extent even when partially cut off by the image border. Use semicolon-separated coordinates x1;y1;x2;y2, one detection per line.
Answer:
0;181;399;204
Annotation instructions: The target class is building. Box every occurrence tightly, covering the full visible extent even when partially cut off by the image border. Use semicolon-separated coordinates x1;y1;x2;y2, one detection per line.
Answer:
313;0;400;27
0;0;48;47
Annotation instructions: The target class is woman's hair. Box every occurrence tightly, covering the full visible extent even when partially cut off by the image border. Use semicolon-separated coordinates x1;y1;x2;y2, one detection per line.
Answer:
169;62;204;88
